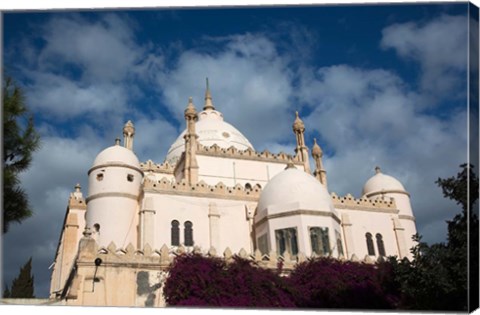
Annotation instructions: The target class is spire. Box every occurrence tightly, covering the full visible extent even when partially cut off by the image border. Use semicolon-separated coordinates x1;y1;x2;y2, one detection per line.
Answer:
203;78;215;111
115;138;121;146
312;138;323;158
292;111;305;133
292;111;310;174
375;166;382;174
312;138;327;187
123;120;135;150
75;183;81;193
185;97;197;119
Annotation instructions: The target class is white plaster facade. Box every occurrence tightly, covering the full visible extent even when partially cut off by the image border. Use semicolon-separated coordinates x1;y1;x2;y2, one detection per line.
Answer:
49;82;417;307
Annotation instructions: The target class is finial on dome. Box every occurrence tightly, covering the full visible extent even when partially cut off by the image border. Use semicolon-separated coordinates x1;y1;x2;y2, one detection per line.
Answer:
75;183;81;192
293;111;305;132
312;138;323;158
204;77;215;111
115;138;121;146
285;157;296;170
375;166;382;174
185;96;197;118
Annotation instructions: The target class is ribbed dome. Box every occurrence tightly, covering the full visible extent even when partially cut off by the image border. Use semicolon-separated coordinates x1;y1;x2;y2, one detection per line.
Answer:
92;144;140;168
166;109;254;164
257;167;335;215
362;168;405;196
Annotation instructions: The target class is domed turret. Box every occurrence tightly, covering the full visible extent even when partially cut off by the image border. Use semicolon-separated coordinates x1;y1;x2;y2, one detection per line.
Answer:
362;166;416;259
362;166;406;196
86;139;143;248
257;166;335;215
255;165;341;258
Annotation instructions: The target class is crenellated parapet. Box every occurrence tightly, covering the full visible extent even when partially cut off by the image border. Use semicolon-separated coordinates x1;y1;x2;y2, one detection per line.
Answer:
143;177;262;201
331;192;397;212
196;143;304;165
76;239;382;272
140;159;175;174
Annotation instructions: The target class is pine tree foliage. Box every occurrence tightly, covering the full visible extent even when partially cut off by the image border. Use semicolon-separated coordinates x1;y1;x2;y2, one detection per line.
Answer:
3;284;11;298
3;76;40;233
10;257;35;298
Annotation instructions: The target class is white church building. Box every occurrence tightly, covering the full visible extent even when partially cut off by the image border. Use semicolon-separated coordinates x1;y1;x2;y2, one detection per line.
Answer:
49;82;417;307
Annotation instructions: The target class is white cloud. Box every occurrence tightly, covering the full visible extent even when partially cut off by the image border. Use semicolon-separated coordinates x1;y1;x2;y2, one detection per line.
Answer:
158;33;296;149
39;14;142;82
381;14;468;102
298;64;467;244
25;72;128;119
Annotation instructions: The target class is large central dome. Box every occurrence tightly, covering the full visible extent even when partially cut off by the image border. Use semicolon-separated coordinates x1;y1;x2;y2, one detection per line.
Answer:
165;83;254;164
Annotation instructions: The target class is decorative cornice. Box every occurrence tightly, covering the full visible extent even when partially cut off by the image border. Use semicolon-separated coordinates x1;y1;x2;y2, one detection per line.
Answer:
255;209;341;227
143;177;262;202
196;143;304;165
75;240;379;272
331;193;398;213
86;192;139;204
140;159;175;174
398;214;416;222
365;189;411;198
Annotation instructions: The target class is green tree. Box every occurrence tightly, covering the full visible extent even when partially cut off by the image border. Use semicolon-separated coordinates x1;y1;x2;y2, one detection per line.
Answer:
436;163;479;311
392;164;479;310
3;283;11;298
3;76;40;233
9;257;35;298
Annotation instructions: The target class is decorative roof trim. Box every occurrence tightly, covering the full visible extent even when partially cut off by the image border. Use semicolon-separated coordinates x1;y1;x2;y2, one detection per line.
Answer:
196;143;304;165
143;177;262;202
86;192;139;204
140;159;175;174
255;209;341;227
364;189;410;198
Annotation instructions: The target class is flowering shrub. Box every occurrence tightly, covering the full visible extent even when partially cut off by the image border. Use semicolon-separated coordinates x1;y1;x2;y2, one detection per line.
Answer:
288;257;398;309
163;254;295;308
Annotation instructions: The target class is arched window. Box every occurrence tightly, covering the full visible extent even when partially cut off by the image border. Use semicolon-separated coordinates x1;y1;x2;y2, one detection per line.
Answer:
184;221;194;246
310;227;330;256
376;233;386;256
275;227;298;256
171;220;180;246
245;183;252;190
366;233;375;256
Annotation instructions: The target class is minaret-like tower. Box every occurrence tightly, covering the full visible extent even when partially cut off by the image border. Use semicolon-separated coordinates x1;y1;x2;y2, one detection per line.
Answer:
204;78;215;111
183;97;199;185
312;138;328;188
292;111;311;174
123;120;135;150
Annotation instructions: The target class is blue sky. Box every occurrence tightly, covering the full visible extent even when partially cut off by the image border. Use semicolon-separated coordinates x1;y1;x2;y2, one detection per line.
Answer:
2;3;476;298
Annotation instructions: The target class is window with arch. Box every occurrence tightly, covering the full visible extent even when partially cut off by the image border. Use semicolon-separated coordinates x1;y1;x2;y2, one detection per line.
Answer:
366;233;375;256
310;227;330;256
171;220;180;246
376;233;386;256
275;227;298;256
184;221;194;246
245;183;252;190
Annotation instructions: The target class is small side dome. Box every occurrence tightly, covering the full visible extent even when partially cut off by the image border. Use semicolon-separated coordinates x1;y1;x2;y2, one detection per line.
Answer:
362;166;405;196
257;167;334;214
92;142;140;168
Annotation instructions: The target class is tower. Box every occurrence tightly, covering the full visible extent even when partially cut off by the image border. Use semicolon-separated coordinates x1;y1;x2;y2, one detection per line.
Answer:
312;138;328;188
85;138;143;248
292;111;311;174
183;97;199;185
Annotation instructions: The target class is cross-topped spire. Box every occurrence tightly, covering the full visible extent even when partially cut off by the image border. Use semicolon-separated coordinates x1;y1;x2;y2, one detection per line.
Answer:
203;78;215;111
